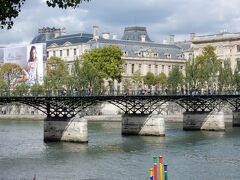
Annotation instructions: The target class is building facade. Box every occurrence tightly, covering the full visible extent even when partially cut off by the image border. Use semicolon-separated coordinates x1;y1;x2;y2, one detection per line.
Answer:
191;32;240;70
36;26;186;90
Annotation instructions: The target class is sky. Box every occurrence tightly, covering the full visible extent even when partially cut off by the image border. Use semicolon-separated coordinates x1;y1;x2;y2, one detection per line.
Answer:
1;0;240;46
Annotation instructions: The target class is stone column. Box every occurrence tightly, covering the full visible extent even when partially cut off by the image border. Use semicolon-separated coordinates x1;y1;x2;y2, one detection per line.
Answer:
122;114;165;136
183;111;225;131
232;110;240;127
44;116;88;143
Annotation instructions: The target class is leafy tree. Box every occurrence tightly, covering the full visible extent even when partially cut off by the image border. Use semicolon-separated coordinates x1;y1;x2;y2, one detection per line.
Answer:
30;83;45;96
0;0;91;29
143;72;155;90
14;82;30;96
218;59;233;92
195;45;221;90
78;59;103;94
155;72;167;91
185;57;198;90
122;78;132;94
233;64;240;92
44;56;68;91
167;66;184;94
0;63;24;91
132;70;142;90
82;45;124;82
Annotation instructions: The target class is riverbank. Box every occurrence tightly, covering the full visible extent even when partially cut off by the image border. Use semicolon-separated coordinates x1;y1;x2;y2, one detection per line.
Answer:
0;114;233;122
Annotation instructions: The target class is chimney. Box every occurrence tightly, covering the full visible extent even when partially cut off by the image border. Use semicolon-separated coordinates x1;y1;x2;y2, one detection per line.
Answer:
169;35;175;44
93;25;99;39
112;34;117;40
102;32;110;39
190;33;195;41
141;35;146;42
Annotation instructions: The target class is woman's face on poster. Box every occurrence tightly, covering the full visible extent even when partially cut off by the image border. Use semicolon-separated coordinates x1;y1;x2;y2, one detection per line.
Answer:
32;48;37;60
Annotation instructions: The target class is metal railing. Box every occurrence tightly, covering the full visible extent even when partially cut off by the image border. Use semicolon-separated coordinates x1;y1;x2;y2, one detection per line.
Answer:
0;89;240;97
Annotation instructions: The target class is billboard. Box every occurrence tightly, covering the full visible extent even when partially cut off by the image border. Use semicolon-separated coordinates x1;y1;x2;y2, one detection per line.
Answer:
3;43;45;85
0;48;3;63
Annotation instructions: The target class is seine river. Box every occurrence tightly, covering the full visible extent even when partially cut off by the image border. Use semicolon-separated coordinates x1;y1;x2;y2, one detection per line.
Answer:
0;119;240;180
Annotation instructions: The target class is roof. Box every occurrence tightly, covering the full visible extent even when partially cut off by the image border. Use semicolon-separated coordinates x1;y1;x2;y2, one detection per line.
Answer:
31;33;56;44
175;41;193;52
88;38;184;60
46;33;93;47
121;26;152;42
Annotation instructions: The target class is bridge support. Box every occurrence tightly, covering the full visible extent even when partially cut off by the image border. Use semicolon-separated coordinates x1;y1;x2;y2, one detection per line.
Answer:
44;116;88;143
232;110;240;127
183;111;225;131
122;114;165;136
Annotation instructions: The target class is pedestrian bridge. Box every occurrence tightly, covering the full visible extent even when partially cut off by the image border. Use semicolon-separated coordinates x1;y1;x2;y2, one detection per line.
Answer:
0;91;240;143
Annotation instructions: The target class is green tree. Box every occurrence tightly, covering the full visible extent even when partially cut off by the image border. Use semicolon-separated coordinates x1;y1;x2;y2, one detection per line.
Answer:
0;0;90;29
233;64;240;92
132;70;142;90
78;59;103;94
14;82;30;96
218;59;233;92
0;63;24;91
83;45;124;82
167;66;184;94
143;72;155;90
195;45;221;90
30;83;45;96
155;72;167;92
185;57;198;90
44;56;68;92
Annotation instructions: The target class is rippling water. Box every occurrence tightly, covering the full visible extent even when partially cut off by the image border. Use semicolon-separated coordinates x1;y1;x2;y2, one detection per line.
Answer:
0;120;240;180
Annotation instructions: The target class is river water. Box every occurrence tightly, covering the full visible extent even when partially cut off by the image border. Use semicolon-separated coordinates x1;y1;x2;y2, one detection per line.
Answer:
0;119;240;180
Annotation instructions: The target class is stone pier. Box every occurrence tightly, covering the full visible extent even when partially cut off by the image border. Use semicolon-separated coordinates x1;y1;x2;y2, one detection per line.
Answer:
183;111;225;131
232;110;240;127
122;114;165;136
44;116;88;143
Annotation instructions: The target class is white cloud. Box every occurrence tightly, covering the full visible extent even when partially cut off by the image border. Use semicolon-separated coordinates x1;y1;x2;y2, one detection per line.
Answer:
1;0;240;45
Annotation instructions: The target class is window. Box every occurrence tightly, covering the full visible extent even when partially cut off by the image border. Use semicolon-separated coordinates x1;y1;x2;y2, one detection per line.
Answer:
162;65;164;72
237;45;240;52
60;50;62;56
139;64;142;73
148;64;151;72
74;48;77;56
47;51;49;58
67;49;69;56
155;65;158;74
125;64;127;74
132;64;134;74
168;65;171;71
53;51;56;56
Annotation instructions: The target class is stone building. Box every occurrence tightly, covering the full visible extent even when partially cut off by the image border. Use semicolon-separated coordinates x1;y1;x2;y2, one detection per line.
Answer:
191;31;240;70
36;26;186;90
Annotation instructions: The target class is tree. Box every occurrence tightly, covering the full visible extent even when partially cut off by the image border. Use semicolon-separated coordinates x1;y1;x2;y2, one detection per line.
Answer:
82;45;124;82
0;0;90;29
0;63;24;91
155;72;167;92
143;72;155;90
132;70;142;90
218;59;233;93
195;45;221;90
77;59;103;94
44;56;68;92
185;57;198;91
233;64;240;92
167;66;184;94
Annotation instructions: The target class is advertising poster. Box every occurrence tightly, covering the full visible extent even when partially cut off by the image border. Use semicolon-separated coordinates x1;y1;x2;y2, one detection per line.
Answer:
3;43;45;85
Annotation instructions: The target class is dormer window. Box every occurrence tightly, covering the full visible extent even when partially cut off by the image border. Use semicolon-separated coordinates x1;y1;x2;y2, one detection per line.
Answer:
154;53;158;57
123;51;128;56
164;53;171;59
